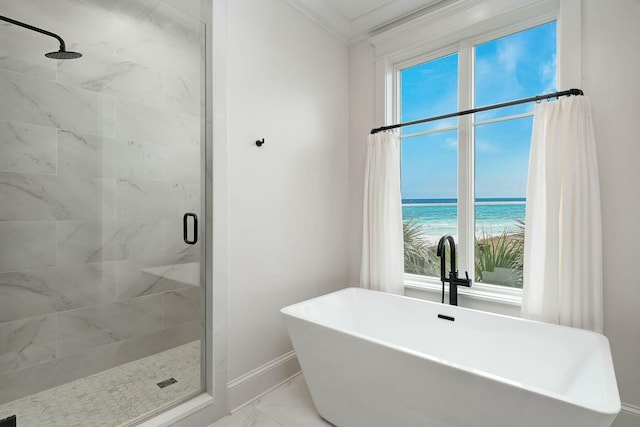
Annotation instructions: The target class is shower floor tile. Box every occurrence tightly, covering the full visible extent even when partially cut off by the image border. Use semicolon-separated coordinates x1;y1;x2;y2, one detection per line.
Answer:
0;340;201;427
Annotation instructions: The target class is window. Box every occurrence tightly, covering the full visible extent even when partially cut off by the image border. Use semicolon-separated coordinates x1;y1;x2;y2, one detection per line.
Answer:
399;21;557;289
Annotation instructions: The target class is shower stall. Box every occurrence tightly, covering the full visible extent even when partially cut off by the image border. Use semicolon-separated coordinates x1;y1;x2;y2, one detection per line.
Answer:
0;0;211;425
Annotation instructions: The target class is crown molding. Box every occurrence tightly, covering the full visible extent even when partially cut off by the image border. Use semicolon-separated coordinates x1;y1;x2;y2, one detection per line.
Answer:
283;0;351;43
368;0;486;46
285;0;446;45
368;0;558;59
351;0;444;39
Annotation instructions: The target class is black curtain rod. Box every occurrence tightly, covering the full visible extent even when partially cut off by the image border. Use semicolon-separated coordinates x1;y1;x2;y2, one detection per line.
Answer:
370;88;584;135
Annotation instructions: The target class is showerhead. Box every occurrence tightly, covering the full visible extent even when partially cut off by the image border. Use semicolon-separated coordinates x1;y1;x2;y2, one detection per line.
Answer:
0;15;82;60
45;50;83;60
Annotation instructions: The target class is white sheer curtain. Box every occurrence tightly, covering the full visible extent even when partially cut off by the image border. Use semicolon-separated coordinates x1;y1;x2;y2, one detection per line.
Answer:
360;132;404;295
522;96;603;332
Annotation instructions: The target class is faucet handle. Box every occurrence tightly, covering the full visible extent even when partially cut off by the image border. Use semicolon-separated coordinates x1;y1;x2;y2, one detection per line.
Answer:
464;271;472;286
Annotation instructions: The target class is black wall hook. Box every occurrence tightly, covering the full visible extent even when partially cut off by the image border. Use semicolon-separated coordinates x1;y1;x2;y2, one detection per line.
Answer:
256;138;265;147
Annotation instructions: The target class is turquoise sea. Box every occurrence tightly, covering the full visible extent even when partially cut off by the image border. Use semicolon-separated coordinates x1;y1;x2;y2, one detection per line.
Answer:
402;198;525;244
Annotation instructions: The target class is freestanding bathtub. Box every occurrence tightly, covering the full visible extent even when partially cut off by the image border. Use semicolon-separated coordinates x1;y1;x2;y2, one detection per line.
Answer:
281;287;620;427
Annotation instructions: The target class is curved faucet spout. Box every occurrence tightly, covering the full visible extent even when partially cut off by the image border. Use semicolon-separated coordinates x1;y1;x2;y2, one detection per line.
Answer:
436;234;471;306
436;234;456;274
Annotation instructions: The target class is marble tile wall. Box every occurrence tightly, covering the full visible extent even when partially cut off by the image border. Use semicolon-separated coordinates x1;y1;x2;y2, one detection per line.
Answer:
0;0;203;404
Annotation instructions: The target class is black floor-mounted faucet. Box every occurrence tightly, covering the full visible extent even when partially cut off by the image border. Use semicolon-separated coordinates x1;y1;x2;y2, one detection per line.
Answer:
436;235;471;306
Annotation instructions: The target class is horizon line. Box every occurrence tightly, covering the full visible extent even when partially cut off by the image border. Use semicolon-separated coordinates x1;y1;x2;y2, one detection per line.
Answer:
402;197;526;202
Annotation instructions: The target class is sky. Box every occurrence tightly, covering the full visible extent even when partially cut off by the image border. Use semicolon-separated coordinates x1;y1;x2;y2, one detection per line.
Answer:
400;21;557;200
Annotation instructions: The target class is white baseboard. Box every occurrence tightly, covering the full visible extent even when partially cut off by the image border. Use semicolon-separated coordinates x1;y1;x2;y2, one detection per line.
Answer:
621;403;640;416
227;351;301;412
612;403;640;427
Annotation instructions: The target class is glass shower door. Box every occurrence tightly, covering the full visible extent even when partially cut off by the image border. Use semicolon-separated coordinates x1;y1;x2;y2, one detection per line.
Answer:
0;0;205;424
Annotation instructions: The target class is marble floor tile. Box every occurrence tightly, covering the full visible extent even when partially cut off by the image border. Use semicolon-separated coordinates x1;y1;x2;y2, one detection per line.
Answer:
254;376;331;427
212;405;284;427
211;375;333;427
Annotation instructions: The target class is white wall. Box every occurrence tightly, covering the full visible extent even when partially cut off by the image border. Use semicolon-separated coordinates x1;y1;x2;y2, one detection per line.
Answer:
347;0;640;417
347;41;375;286
225;0;350;409
582;0;640;414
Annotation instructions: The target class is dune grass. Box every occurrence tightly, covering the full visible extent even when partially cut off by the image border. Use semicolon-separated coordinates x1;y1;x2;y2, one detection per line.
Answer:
403;219;525;287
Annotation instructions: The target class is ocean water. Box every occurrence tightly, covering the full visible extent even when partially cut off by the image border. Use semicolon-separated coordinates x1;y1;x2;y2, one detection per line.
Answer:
402;198;525;244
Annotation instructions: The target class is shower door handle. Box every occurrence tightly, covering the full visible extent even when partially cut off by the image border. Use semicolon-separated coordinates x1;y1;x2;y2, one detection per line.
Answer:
183;213;198;245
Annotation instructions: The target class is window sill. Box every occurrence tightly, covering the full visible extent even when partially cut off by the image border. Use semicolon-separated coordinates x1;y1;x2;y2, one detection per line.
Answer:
404;274;522;307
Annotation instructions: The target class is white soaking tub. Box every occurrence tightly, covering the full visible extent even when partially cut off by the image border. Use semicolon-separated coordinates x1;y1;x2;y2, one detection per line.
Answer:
281;287;620;427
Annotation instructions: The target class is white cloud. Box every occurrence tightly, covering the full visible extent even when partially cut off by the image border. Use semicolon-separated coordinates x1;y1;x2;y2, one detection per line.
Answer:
474;39;525;104
540;53;557;93
433;118;457;129
497;40;523;73
444;137;458;150
476;140;499;153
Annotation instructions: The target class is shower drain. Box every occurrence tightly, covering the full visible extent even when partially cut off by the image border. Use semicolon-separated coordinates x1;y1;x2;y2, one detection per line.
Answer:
156;378;178;389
